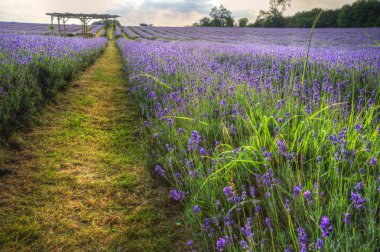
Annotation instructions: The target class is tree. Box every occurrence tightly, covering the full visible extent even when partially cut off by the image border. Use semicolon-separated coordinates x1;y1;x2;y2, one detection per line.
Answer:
209;5;234;27
269;0;291;17
255;0;291;27
238;18;249;27
199;17;212;27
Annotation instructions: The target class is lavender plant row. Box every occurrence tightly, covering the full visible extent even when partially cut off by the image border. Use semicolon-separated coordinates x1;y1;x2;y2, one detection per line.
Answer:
127;27;380;50
0;33;107;131
117;38;380;251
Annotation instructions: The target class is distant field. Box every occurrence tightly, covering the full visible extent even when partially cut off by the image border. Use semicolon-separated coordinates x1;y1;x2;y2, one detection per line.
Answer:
123;26;380;49
0;21;103;35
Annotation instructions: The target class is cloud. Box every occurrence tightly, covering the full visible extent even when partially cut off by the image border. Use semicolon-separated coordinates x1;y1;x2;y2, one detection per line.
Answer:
142;0;214;13
108;0;214;26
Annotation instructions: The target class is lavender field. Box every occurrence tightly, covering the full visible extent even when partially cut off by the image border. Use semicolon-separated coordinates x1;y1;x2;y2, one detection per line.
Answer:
117;27;380;251
0;18;379;251
123;26;380;49
0;33;107;130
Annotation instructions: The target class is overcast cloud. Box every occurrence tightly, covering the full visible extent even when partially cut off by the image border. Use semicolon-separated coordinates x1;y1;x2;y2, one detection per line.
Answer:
0;0;356;26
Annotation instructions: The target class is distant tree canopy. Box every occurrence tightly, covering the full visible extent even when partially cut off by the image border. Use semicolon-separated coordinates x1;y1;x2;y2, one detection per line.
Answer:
193;5;234;27
92;20;120;28
250;0;380;28
238;18;249;27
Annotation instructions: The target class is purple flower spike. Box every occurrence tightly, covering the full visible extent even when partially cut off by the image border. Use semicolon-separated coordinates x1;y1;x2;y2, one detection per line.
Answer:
170;189;185;201
154;165;165;177
293;184;303;198
216;237;227;251
193;205;201;214
265;217;273;231
277;139;289;158
350;191;366;209
239;240;249;250
320;216;333;238
369;157;378;167
304;190;312;205
355;182;363;191
316;239;324;250
297;227;307;252
343;212;351;224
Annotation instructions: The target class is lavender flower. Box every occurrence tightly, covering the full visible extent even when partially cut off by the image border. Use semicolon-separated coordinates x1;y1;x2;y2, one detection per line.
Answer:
154;165;165;177
305;104;312;114
350;191;366;209
355;182;363;191
293;184;303;198
316;239;324;250
223;186;233;197
265;217;273;231
365;141;371;152
277;139;289;158
188;130;201;151
178;128;183;135
285;198;291;210
187;240;194;246
216;237;227;251
193;205;201;214
317;156;322;164
355;124;363;132
369;157;378;167
241;219;253;238
255;205;261;214
320;216;333;238
343;213;351;224
170;189;185;201
229;125;237;135
199;147;206;155
239;240;249;250
297;227;307;252
250;186;256;198
304;190;312;205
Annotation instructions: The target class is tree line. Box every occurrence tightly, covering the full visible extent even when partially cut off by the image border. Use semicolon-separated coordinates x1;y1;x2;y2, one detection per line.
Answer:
192;0;380;28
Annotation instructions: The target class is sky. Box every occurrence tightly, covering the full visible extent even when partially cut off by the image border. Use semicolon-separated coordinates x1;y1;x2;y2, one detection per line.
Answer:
0;0;357;26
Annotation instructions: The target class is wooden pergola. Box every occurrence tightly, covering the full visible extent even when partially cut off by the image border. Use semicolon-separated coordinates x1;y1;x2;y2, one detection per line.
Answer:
46;12;120;36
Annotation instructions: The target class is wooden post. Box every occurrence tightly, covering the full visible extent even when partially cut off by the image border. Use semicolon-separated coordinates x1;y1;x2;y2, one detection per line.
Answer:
80;16;85;37
63;18;68;37
58;17;61;36
50;16;54;35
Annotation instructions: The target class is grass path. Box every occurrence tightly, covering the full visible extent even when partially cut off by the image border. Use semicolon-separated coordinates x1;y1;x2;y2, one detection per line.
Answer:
0;40;184;251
